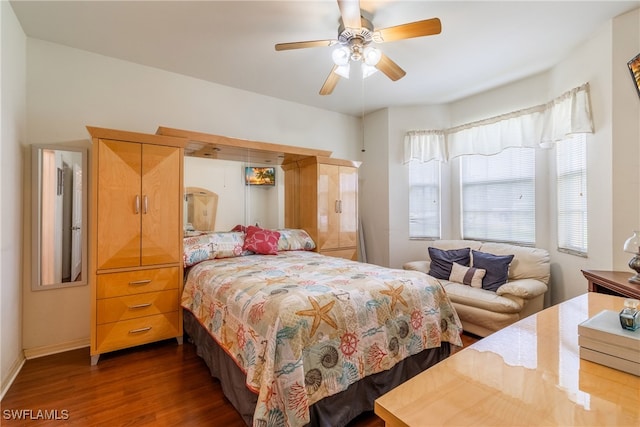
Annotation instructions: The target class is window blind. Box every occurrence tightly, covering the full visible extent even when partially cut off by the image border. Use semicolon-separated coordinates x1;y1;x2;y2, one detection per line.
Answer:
409;160;441;239
556;134;587;254
460;147;535;245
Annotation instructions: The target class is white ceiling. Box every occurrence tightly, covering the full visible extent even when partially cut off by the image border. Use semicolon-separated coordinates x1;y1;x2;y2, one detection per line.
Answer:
10;0;640;116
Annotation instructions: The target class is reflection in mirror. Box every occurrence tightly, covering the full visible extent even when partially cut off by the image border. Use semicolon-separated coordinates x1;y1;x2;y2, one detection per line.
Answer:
32;145;88;290
183;157;284;231
184;187;218;236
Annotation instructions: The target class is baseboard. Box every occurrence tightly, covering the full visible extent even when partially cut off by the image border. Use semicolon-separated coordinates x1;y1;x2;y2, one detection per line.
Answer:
1;355;25;401
23;338;90;360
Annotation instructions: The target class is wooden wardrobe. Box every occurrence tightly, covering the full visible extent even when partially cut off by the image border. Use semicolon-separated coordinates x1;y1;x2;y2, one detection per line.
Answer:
283;156;360;260
87;127;185;365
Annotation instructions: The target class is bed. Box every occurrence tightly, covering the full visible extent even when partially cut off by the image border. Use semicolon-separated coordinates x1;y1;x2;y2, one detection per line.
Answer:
181;228;463;427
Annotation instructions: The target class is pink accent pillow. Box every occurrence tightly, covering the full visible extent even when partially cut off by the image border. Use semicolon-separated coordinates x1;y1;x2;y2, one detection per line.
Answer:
243;226;281;255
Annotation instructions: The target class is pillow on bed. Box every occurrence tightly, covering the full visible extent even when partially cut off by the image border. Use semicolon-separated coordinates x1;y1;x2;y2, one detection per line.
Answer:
208;231;246;259
428;247;471;280
449;262;486;288
471;250;514;292
243;226;280;255
183;234;216;267
277;229;316;251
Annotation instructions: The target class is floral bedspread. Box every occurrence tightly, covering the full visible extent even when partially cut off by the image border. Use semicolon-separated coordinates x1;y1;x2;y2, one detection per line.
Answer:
182;251;462;427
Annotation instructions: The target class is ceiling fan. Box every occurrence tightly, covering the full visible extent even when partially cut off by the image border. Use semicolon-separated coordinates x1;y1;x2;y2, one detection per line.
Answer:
275;0;441;95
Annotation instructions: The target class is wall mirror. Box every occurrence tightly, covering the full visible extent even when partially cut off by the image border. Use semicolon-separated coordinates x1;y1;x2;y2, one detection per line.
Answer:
31;145;88;290
184;186;219;235
183;157;283;232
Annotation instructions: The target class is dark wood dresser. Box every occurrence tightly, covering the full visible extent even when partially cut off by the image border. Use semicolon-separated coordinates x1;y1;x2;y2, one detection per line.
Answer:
582;269;640;299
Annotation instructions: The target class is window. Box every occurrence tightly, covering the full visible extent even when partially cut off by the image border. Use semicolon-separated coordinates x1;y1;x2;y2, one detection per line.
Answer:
409;160;441;239
556;134;587;255
460;147;535;245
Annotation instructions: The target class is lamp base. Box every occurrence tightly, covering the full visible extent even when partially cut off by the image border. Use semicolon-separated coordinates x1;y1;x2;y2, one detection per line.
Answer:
628;255;640;284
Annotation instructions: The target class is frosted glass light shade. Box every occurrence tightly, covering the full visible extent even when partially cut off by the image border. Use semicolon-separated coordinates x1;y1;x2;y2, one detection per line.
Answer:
334;64;351;79
361;63;378;78
332;46;351;66
624;231;640;284
624;231;640;254
363;46;381;66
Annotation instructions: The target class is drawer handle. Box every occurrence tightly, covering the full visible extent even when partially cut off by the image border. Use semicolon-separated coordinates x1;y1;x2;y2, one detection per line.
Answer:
129;327;152;334
129;303;152;310
129;279;152;286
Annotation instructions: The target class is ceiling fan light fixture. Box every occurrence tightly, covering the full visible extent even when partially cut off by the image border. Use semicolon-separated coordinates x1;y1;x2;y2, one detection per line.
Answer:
276;2;442;95
363;45;381;66
361;63;378;78
334;63;351;79
332;46;351;66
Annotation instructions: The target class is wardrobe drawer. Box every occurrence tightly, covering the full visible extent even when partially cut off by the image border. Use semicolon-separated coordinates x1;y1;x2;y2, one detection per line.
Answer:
96;267;179;299
95;311;180;354
96;289;179;324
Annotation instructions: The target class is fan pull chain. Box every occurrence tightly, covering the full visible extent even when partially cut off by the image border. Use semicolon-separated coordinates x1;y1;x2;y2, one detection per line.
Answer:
361;75;366;153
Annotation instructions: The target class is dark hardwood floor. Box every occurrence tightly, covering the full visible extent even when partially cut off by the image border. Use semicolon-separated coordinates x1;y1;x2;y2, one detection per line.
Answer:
1;333;478;426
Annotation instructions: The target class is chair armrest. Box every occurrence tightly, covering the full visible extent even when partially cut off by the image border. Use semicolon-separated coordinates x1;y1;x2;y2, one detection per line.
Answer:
497;278;548;300
403;260;430;274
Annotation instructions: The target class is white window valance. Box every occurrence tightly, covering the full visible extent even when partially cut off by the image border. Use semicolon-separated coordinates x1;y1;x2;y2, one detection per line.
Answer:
404;83;594;163
541;83;594;146
404;130;446;163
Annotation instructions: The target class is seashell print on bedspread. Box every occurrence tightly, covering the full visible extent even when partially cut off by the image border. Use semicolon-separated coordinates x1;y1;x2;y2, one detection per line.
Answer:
182;251;462;427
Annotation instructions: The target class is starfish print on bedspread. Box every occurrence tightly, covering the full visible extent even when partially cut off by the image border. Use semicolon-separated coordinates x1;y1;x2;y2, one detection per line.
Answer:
295;296;338;337
380;284;408;312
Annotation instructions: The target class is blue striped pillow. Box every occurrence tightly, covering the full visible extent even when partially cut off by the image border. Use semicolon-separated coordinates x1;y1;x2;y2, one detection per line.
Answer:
449;262;486;288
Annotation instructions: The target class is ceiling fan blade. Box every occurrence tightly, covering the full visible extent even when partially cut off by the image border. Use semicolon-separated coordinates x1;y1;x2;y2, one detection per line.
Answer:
376;54;406;81
319;66;341;95
338;0;361;29
275;39;335;51
377;18;442;43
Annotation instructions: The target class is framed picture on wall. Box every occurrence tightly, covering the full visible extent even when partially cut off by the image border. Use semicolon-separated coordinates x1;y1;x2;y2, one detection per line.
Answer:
628;53;640;98
244;166;276;186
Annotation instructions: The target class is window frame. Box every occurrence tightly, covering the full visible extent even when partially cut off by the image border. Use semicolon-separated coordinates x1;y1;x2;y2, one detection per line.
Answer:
556;134;588;256
459;147;536;246
408;160;442;240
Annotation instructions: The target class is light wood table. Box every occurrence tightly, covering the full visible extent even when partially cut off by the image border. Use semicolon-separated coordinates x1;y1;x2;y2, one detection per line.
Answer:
375;292;640;427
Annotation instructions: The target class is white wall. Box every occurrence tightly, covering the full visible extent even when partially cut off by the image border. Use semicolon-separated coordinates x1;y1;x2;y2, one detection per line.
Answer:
360;108;390;265
25;39;361;159
22;39;361;354
611;8;640;265
1;0;26;398
450;72;551;127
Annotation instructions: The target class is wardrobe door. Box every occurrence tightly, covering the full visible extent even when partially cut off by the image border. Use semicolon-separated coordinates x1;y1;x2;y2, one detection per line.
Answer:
140;144;181;265
96;140;142;270
338;165;358;249
317;163;342;251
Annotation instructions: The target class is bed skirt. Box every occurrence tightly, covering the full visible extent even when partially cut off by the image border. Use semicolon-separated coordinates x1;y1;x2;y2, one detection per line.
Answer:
183;309;451;427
